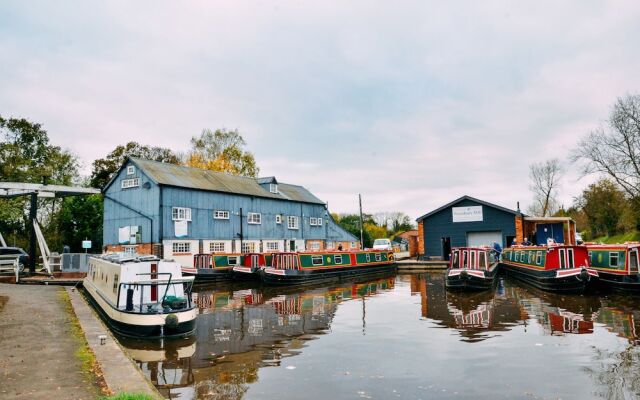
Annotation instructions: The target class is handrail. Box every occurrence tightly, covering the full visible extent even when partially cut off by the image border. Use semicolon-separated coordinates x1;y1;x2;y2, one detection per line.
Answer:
136;272;173;306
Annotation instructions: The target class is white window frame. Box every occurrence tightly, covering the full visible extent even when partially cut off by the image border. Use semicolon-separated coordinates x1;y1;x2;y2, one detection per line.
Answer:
241;242;256;253
172;207;192;221
610;252;619;268
121;178;139;189
275;214;282;224
227;256;239;266
311;255;323;266
536;251;542;265
287;216;299;230
270;183;278;194
366;253;371;262
126;165;135;175
123;245;137;255
172;242;191;253
209;242;226;253
214;210;230;220
247;213;261;225
334;254;343;264
375;253;382;262
265;241;279;251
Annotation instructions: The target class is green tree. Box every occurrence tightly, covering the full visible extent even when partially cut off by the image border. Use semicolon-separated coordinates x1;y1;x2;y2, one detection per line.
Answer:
52;194;103;252
333;213;380;247
578;179;629;238
186;128;259;177
90;142;181;189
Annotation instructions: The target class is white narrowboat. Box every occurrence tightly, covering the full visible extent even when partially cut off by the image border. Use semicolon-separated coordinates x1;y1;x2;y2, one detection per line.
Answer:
84;254;197;338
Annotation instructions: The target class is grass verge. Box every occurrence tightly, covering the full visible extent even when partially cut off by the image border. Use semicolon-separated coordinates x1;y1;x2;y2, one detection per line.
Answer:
58;289;111;397
591;230;640;244
99;393;156;400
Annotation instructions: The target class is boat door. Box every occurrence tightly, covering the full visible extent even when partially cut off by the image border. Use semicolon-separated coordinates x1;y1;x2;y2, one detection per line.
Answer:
150;262;158;302
558;248;574;269
629;249;639;274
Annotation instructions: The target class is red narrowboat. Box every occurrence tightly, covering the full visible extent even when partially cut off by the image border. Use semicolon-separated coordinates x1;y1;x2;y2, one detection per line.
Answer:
446;247;500;291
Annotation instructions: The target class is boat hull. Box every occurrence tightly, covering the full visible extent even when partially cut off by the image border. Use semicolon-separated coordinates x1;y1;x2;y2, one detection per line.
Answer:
83;279;197;338
181;267;232;282
446;268;498;291
500;263;595;293
262;263;396;286
593;271;640;293
231;266;262;281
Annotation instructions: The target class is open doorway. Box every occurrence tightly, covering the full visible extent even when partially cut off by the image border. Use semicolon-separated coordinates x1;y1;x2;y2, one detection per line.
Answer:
441;237;451;261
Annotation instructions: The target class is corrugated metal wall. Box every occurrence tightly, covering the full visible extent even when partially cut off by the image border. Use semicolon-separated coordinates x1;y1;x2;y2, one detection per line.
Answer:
422;198;516;257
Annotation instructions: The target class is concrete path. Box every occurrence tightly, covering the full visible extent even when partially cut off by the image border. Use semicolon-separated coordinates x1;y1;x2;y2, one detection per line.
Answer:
0;284;100;400
66;287;162;399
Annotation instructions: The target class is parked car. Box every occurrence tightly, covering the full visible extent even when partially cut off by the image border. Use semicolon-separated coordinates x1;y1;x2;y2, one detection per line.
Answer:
0;247;29;272
372;239;393;251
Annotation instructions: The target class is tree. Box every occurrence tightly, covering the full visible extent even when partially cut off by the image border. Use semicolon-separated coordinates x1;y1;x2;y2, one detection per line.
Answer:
90;142;181;189
527;159;563;217
186;128;259;177
578;179;629;238
573;94;640;199
373;212;415;233
51;194;103;252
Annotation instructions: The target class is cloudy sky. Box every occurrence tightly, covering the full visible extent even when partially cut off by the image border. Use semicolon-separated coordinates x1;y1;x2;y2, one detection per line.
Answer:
1;1;639;219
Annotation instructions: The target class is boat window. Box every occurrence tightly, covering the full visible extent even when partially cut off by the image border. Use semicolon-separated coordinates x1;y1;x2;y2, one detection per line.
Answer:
375;253;382;262
452;252;459;268
479;252;486;269
113;274;119;294
366;254;371;262
536;252;542;265
559;249;566;269
335;255;343;264
529;251;535;263
462;251;468;268
228;256;239;266
630;250;639;273
610;252;619;268
470;251;476;269
312;255;323;266
567;248;574;269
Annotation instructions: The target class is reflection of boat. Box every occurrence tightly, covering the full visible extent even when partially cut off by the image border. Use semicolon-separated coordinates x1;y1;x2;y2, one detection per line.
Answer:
262;250;395;285
501;245;598;293
446;247;499;291
586;243;640;292
594;294;640;344
84;254;197;338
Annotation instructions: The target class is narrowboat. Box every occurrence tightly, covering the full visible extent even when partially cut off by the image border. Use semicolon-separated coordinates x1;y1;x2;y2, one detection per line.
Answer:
501;245;598;293
231;253;271;280
446;247;500;291
586;243;640;292
261;250;395;285
181;253;243;282
84;254;197;338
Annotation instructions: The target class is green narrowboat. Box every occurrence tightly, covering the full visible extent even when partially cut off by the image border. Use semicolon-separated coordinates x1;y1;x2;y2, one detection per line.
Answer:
181;253;244;282
261;250;396;285
586;243;640;292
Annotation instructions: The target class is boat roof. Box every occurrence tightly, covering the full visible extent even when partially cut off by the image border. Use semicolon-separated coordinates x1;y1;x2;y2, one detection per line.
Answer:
584;242;640;249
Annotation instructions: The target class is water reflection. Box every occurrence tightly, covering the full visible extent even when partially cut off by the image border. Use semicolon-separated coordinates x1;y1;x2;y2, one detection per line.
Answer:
117;273;640;399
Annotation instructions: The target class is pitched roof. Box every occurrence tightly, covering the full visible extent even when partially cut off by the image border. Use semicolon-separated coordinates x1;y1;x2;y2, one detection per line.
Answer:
416;195;520;222
122;157;325;205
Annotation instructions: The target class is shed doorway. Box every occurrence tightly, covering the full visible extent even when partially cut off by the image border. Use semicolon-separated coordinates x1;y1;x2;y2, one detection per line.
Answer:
441;237;451;261
467;231;502;247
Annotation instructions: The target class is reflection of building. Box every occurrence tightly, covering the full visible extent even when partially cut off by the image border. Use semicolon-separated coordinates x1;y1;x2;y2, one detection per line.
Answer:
594;300;640;344
411;273;523;342
121;277;394;399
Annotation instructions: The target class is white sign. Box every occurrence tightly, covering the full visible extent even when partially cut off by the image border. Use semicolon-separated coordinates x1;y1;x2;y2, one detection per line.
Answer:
174;220;188;238
452;206;483;222
82;240;92;249
118;226;130;244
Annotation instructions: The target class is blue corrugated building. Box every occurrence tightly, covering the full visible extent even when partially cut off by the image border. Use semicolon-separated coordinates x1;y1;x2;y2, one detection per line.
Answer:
103;158;358;266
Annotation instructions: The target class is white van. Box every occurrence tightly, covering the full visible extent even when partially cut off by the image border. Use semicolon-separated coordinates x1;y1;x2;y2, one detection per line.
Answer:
372;239;392;251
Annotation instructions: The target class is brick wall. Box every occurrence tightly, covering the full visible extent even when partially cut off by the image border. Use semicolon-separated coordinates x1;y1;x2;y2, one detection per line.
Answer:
515;216;524;243
105;243;156;255
417;221;425;256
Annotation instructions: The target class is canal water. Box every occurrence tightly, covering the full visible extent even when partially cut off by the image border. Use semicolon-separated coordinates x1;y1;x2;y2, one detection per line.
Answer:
118;272;640;399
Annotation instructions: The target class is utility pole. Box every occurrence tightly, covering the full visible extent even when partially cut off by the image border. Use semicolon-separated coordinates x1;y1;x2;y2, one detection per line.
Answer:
358;194;364;249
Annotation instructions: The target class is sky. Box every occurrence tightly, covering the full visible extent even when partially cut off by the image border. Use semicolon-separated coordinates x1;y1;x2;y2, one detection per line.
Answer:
1;1;639;220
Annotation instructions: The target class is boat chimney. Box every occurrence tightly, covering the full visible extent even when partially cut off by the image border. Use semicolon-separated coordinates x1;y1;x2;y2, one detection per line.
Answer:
516;201;520;212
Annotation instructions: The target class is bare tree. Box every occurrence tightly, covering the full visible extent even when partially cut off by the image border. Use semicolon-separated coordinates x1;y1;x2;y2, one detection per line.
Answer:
528;159;563;216
572;94;640;199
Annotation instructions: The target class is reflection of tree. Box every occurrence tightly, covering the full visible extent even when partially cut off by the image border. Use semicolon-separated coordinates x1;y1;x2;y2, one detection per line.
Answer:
196;380;248;400
584;345;640;400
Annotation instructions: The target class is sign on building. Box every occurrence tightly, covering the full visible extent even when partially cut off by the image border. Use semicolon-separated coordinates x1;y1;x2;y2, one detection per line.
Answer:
452;206;483;222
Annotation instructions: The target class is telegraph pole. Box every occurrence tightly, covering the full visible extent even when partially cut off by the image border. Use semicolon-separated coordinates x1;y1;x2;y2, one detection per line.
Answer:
358;194;364;249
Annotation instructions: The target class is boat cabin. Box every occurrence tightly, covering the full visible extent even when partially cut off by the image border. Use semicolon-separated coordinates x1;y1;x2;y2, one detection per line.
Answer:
450;247;497;270
586;243;640;274
503;245;590;270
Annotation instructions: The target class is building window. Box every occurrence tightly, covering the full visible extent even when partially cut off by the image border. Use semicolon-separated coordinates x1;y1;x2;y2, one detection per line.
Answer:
242;242;256;253
210;242;226;253
610;252;619;267
275;214;282;224
311;255;323;266
287;216;299;230
214;210;230;220
270;184;278;193
126;166;135;175
265;241;279;251
121;178;139;189
247;213;261;224
172;207;192;221
310;217;323;226
350;242;356;248
334;254;342;264
172;242;191;253
310;242;321;250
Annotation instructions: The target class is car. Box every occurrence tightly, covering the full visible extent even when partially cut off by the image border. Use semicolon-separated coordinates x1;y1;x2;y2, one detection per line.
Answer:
372;239;393;251
0;247;29;272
